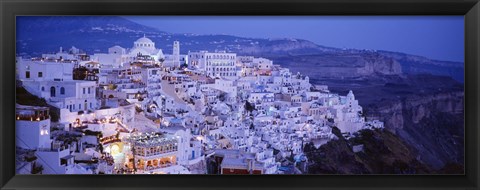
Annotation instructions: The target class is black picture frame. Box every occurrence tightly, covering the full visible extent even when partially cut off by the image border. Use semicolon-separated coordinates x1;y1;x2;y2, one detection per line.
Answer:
1;0;479;189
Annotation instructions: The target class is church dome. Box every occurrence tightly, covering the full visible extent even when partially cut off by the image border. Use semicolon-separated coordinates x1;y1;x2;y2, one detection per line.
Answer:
135;36;154;44
133;34;156;50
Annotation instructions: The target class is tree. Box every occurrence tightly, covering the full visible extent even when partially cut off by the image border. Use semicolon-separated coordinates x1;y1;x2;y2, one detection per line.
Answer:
219;93;226;102
180;63;188;69
32;165;43;174
244;101;255;112
73;66;89;80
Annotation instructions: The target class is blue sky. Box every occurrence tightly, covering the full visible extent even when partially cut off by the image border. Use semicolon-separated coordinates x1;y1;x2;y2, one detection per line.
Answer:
125;16;464;62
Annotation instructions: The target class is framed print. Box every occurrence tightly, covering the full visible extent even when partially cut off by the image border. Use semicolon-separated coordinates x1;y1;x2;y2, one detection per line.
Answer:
1;0;479;189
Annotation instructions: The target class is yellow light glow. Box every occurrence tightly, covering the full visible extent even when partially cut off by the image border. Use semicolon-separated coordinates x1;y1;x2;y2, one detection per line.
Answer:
110;144;121;156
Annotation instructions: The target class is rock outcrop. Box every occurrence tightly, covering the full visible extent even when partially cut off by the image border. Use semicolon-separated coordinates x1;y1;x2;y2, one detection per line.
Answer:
365;91;464;170
310;74;464;172
304;128;432;174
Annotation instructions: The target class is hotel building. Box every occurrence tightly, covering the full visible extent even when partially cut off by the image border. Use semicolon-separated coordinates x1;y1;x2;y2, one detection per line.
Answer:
124;133;180;174
188;51;237;78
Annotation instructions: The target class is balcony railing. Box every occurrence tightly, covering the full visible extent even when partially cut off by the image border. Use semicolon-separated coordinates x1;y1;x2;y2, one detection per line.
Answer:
142;163;175;171
135;149;178;157
16;114;50;121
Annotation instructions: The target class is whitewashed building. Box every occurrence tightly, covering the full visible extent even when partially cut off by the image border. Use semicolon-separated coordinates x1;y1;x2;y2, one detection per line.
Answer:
188;51;237;78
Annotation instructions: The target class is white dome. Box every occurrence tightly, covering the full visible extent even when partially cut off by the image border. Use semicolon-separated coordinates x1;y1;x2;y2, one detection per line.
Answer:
135;37;153;44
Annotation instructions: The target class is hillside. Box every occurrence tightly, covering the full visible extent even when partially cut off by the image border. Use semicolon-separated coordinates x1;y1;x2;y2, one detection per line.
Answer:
304;128;462;174
17;16;463;82
16;16;465;173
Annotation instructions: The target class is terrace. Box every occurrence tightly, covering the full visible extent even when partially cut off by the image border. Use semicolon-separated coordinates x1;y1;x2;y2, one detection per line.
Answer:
16;105;50;121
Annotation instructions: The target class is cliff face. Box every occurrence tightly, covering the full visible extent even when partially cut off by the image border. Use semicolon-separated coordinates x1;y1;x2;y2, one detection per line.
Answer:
372;92;464;129
263;52;403;80
359;53;403;75
354;76;464;170
304;94;464;174
310;74;464;173
377;50;464;82
365;91;464;170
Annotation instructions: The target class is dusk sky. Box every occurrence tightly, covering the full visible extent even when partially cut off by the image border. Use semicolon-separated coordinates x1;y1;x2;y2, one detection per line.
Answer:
125;16;464;62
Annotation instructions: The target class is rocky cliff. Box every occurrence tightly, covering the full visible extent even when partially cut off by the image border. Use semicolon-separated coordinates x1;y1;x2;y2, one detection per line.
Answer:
378;50;464;82
311;74;465;172
371;92;464;130
304;128;432;174
260;51;403;79
366;92;464;170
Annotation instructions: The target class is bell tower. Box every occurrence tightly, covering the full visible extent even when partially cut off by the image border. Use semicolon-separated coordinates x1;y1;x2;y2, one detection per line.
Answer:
173;41;180;67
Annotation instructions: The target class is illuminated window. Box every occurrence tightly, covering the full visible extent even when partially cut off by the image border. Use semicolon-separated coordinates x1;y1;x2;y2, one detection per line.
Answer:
40;125;49;135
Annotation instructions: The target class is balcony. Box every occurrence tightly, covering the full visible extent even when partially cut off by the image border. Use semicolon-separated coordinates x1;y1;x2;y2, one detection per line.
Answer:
142;162;175;171
135;149;178;159
16;114;49;121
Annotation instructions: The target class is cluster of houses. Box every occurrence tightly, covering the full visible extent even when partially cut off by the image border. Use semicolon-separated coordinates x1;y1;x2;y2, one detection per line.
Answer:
15;36;383;175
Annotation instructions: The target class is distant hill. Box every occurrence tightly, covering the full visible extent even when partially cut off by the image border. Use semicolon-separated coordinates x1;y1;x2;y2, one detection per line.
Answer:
16;16;463;82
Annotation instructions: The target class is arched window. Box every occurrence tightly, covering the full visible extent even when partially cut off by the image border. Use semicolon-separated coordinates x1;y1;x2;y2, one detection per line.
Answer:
50;86;56;97
60;87;65;95
41;86;45;91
